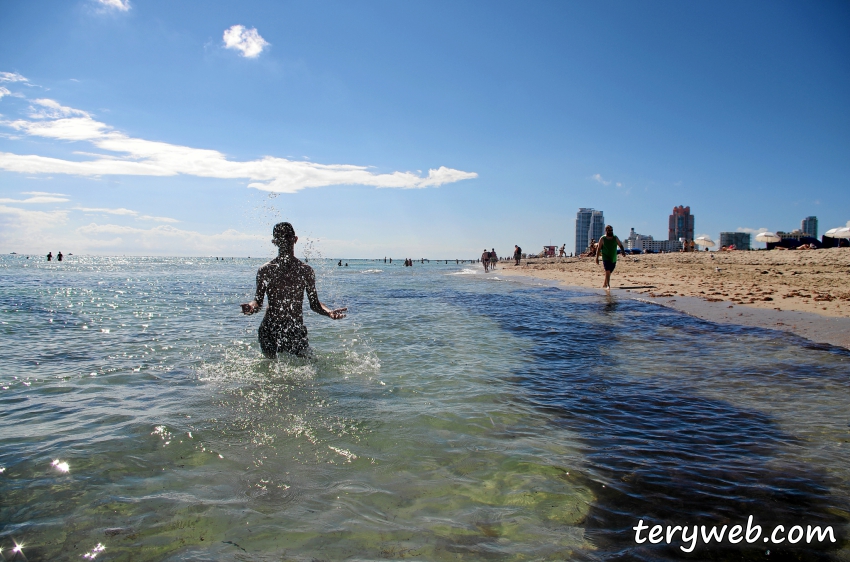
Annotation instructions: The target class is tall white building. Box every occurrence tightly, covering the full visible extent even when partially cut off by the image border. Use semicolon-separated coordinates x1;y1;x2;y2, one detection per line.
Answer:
801;216;818;238
575;208;604;255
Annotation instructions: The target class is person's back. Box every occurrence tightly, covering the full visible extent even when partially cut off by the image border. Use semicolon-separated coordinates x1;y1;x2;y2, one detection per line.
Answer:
242;222;346;358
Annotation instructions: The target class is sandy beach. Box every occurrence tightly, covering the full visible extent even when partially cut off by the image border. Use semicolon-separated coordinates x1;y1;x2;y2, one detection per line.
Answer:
493;248;850;349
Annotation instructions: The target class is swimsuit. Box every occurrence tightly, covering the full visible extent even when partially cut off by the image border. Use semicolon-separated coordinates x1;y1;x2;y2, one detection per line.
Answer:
258;316;310;357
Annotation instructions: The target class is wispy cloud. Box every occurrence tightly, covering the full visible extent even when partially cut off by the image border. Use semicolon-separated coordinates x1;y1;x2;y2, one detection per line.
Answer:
73;206;179;223
74;206;138;216
95;0;130;12
29;99;91;119
0;193;70;203
591;173;610;186
736;227;769;234
0;87;10;100
0;72;29;84
0;99;478;193
76;223;264;254
223;25;270;58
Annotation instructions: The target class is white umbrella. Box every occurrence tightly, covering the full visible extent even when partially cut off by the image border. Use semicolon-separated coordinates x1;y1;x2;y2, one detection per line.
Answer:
824;227;850;239
755;231;781;243
694;236;715;247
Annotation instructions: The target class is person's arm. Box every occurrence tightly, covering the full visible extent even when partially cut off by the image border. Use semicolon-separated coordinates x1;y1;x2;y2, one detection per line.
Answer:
241;268;267;314
595;237;603;264
617;237;626;254
305;268;347;319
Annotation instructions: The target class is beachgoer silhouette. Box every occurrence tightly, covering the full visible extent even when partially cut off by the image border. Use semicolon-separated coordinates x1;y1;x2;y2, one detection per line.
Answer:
57;251;63;262
241;222;346;358
489;248;497;270
481;249;490;272
514;245;522;266
596;225;626;290
338;260;342;266
47;252;52;262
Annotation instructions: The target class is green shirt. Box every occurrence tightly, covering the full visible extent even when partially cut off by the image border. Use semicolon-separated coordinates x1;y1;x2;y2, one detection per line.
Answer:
600;236;619;262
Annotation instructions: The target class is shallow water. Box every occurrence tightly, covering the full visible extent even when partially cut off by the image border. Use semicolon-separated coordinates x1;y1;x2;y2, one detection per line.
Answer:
0;256;847;561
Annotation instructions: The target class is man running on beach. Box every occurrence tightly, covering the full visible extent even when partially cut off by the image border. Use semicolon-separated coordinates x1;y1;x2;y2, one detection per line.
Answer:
595;225;626;290
241;222;347;358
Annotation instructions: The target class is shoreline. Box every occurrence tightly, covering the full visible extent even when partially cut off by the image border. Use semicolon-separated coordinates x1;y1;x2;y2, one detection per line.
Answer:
488;249;850;350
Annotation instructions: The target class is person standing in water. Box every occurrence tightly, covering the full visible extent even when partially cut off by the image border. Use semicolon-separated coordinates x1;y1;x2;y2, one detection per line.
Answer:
481;249;490;272
241;222;347;358
57;251;63;262
47;251;52;262
595;225;626;290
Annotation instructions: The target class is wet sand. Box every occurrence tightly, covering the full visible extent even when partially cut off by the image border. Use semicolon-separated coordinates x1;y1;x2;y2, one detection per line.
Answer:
492;248;850;349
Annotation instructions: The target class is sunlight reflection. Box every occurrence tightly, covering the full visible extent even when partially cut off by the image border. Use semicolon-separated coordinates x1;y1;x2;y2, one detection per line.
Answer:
51;459;70;473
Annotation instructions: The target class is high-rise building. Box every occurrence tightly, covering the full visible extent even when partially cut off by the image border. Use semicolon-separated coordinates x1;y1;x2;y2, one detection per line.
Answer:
801;216;818;238
668;205;695;241
719;232;751;250
575;208;605;255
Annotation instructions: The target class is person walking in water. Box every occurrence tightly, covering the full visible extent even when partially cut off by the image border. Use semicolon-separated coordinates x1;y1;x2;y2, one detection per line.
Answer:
46;251;52;262
489;249;498;270
241;222;347;358
57;251;63;262
595;225;626;290
481;249;490;272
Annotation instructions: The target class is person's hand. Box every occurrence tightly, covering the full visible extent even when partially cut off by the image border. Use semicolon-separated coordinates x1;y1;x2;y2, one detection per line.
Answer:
241;301;259;315
328;307;348;319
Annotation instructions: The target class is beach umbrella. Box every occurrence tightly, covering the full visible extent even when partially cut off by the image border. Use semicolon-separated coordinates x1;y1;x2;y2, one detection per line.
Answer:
693;236;715;247
824;227;850;239
755;232;781;243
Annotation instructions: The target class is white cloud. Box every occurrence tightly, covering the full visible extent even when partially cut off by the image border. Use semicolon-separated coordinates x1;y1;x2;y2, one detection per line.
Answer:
140;215;179;223
95;0;130;11
592;173;611;186
0;72;28;84
0;87;10;100
0;205;70;250
0;194;70;203
72;206;180;223
76;223;265;255
0;106;478;193
29;99;91;120
736;227;769;234
23;191;68;197
223;25;269;58
74;206;138;216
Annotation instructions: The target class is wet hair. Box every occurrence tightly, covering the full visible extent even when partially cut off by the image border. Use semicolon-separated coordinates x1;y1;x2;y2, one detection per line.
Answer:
272;222;296;244
272;222;295;241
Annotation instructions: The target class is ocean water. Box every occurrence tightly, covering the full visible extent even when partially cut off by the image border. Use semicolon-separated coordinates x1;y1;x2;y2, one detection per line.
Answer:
0;255;848;561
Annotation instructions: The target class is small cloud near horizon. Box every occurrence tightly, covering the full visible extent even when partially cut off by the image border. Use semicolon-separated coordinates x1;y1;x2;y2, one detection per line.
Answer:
736;227;769;234
223;25;269;58
74;206;179;223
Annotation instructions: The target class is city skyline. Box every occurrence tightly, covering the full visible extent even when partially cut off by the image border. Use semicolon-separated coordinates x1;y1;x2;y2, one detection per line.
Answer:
1;1;848;257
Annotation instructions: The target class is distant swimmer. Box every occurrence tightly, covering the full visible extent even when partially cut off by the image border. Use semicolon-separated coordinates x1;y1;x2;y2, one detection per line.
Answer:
57;251;63;262
596;225;626;290
241;222;347;358
338;260;342;266
47;251;52;262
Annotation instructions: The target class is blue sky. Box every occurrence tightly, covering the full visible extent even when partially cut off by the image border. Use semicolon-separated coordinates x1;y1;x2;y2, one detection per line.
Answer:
1;0;848;257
